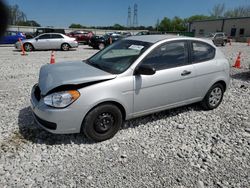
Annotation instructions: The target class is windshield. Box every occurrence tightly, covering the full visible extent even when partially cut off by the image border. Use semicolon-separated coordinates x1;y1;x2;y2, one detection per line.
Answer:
87;39;152;74
205;33;215;37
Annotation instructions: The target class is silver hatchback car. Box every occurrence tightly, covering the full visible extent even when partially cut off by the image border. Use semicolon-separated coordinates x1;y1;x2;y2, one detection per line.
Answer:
31;35;230;141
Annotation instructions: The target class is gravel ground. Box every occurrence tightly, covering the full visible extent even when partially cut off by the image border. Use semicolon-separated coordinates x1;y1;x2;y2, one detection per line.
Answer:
0;43;249;187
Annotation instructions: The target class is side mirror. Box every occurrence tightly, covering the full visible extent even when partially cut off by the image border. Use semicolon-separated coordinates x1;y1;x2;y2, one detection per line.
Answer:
35;38;38;41
134;64;156;75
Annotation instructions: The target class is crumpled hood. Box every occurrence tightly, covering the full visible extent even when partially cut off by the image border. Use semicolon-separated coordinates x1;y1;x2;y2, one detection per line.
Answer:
38;61;116;95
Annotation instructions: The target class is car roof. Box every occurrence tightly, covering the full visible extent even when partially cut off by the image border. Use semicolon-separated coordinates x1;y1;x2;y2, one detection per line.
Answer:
125;34;215;45
38;33;64;36
125;34;191;43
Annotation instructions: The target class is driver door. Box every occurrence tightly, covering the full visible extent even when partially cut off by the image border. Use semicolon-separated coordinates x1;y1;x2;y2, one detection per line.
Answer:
133;40;196;116
34;34;51;49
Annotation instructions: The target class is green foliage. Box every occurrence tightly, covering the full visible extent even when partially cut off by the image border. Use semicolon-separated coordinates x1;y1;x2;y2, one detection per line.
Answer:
69;23;87;28
186;15;211;22
113;24;125;30
158;17;171;31
158;17;186;32
171;16;186;31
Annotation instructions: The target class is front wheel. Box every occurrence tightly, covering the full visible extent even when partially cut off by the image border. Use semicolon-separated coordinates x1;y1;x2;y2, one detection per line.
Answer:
82;104;123;142
201;83;224;110
23;43;33;52
222;41;226;46
61;43;70;51
98;43;105;50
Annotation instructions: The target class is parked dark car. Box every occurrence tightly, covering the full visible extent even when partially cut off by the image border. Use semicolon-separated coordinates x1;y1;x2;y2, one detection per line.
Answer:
89;33;123;49
25;28;66;39
205;32;228;46
67;30;94;44
0;31;26;44
136;31;164;35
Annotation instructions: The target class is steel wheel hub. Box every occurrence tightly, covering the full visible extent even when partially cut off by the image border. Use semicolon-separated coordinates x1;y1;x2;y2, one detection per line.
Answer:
94;113;114;133
209;87;222;107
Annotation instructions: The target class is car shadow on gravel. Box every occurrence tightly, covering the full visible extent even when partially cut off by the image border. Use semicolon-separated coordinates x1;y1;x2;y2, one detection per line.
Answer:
231;71;250;81
18;107;94;145
18;104;203;145
122;104;203;129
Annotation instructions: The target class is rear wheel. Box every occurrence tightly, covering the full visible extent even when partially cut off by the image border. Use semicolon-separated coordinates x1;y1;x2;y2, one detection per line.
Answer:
98;43;105;50
201;83;224;110
23;43;33;52
82;104;122;142
61;43;70;51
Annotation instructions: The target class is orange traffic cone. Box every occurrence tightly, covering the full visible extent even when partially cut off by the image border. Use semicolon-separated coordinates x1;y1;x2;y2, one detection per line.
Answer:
19;38;27;56
247;39;250;46
233;52;241;68
109;37;112;44
50;51;55;64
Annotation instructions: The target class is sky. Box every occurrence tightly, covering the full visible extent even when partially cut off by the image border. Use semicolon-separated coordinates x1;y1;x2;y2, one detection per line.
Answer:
5;0;250;28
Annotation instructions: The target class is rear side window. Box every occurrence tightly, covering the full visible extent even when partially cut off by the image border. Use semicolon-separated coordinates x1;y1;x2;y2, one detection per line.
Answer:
141;41;189;70
51;34;63;39
191;41;215;63
215;34;223;37
38;34;51;39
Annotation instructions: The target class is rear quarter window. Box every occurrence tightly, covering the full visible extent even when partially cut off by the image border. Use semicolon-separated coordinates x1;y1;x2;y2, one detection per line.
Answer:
191;41;215;63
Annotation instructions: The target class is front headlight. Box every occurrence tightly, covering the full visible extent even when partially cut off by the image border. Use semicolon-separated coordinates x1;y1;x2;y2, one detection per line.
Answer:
44;90;80;108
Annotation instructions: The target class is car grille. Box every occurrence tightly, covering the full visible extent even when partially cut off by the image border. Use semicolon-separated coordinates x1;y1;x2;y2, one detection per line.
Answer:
34;85;41;101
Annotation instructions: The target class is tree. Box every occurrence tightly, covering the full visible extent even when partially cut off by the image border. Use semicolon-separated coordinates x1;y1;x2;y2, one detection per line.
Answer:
155;18;160;31
171;16;186;31
158;17;171;31
224;5;250;18
8;4;27;25
186;15;211;22
113;24;124;30
69;23;86;28
146;26;154;31
210;3;225;18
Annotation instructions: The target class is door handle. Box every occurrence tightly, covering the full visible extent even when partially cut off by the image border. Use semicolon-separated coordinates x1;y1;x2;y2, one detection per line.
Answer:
181;70;191;76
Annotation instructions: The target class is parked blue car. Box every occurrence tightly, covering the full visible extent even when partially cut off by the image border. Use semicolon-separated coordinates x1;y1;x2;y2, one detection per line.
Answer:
0;31;26;44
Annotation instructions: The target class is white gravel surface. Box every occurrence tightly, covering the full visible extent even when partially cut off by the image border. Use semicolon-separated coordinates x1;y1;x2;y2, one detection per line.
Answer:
0;43;249;187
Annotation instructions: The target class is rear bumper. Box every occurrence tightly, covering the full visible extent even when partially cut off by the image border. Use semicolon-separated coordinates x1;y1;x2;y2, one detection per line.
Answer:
70;41;78;48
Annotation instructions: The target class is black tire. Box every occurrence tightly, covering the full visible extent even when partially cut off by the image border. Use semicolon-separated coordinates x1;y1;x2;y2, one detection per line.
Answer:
82;104;123;142
201;83;224;110
61;43;70;51
23;43;34;52
98;43;105;50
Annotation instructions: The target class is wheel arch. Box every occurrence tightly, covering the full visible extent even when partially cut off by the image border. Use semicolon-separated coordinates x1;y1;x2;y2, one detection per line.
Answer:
83;100;127;123
202;79;228;101
61;42;71;49
215;80;227;92
23;42;34;50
